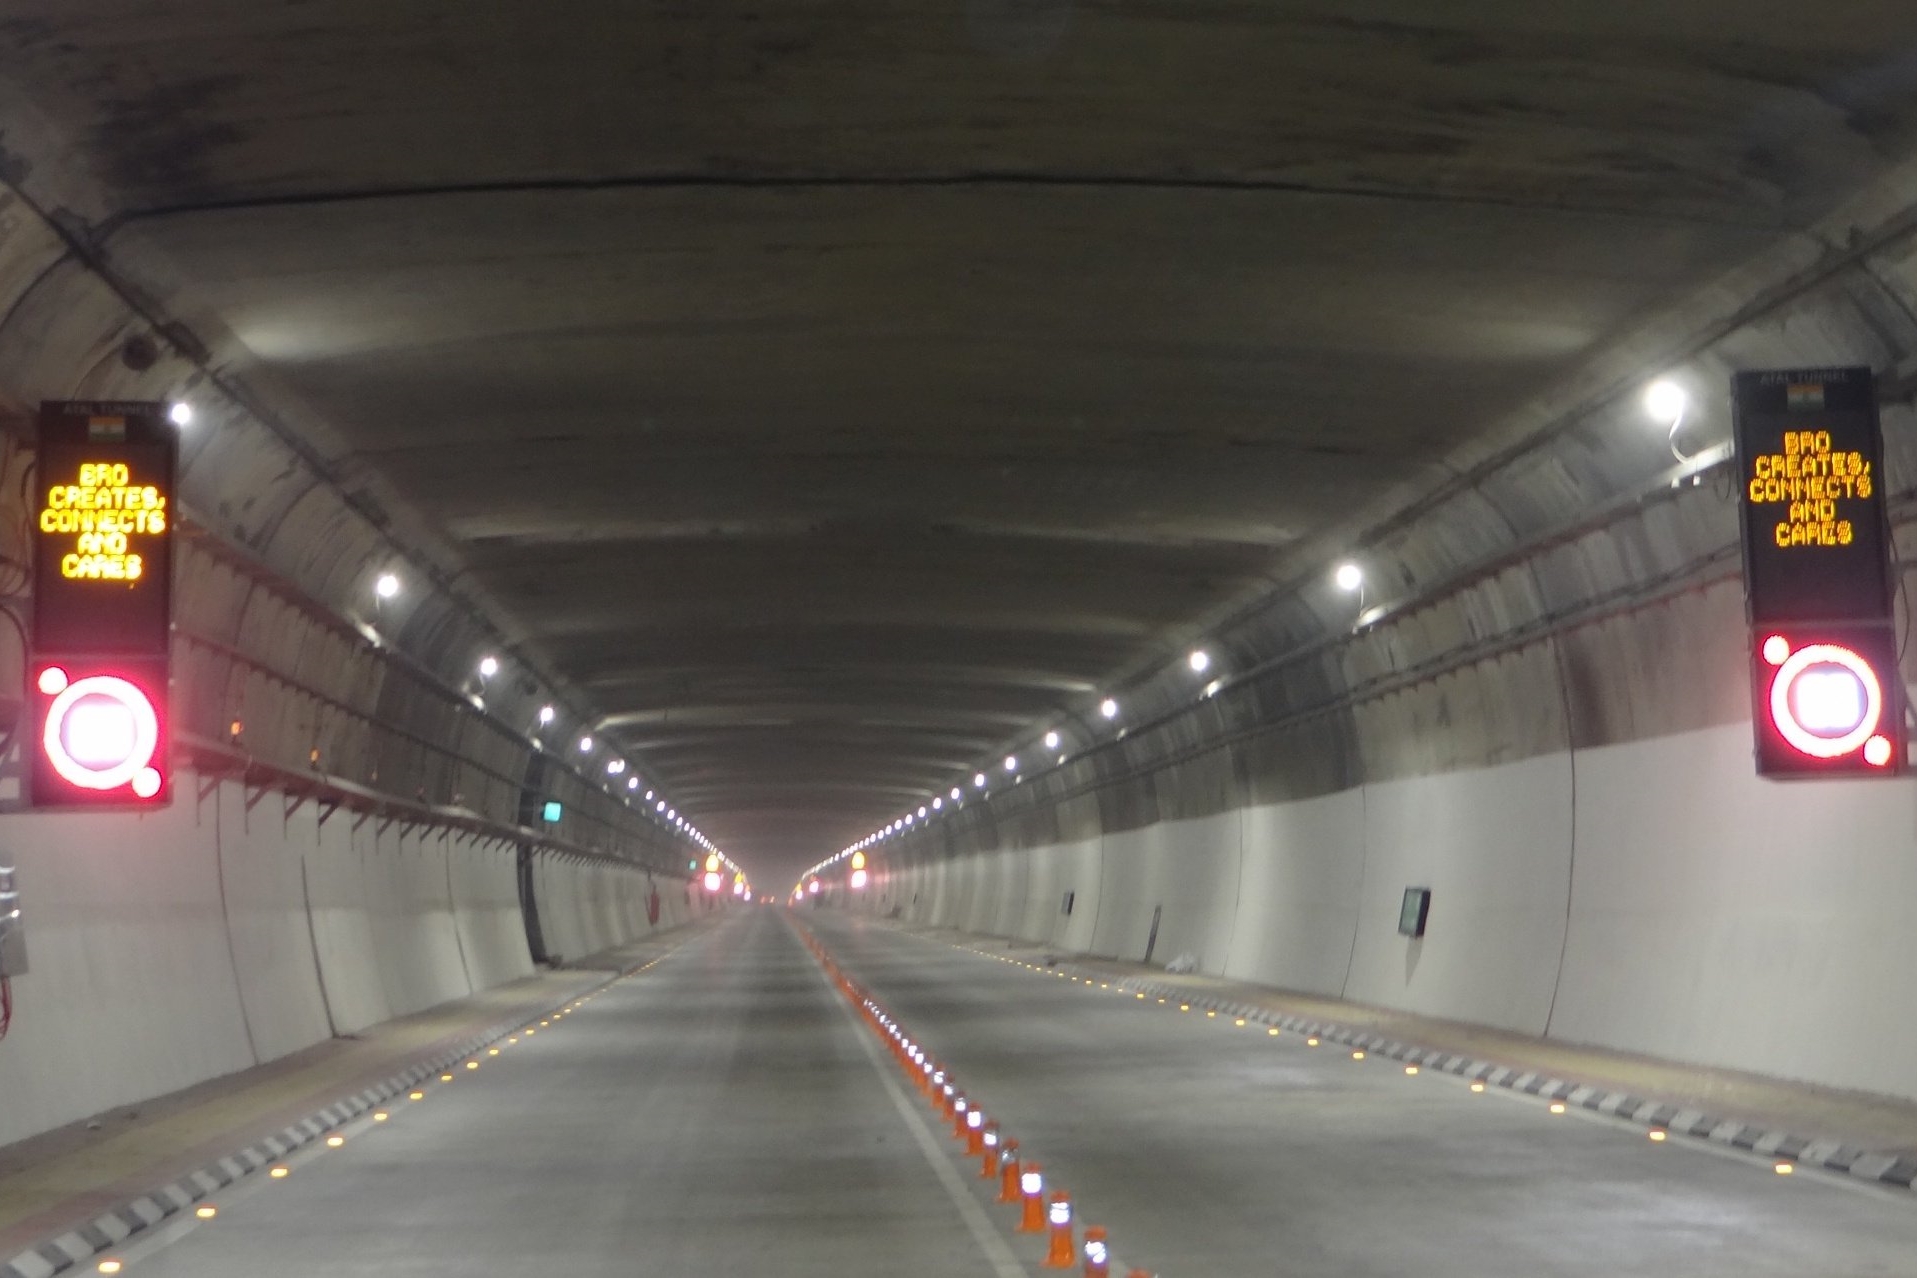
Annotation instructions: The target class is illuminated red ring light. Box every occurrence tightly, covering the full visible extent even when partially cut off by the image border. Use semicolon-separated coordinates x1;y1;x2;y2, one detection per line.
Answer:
42;673;161;791
1768;643;1882;760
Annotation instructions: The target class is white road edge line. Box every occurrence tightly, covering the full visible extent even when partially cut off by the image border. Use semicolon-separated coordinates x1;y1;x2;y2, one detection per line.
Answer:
798;922;1034;1278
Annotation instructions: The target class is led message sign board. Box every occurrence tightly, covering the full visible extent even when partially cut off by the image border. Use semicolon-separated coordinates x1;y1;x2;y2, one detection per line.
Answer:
33;402;175;655
1731;369;1900;777
29;402;176;806
1733;368;1890;625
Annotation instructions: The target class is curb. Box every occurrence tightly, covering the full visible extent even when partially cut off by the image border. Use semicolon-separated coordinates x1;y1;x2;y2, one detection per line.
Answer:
966;940;1917;1198
2;943;691;1278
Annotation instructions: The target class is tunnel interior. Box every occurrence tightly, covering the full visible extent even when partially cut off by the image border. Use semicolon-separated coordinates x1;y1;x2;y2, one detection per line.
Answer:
2;6;1917;1275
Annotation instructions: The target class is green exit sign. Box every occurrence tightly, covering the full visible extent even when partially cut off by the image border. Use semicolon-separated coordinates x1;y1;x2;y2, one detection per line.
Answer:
541;800;562;823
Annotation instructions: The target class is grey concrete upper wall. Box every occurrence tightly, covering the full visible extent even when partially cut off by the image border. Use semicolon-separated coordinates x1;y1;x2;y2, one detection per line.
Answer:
883;159;1917;867
0;183;691;872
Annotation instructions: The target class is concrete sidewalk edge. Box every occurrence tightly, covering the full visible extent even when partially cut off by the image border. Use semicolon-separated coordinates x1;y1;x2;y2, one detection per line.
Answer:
0;935;703;1278
913;926;1917;1199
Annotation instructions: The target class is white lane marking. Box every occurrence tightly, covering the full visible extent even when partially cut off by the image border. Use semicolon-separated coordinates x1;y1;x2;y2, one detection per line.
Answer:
801;930;1033;1278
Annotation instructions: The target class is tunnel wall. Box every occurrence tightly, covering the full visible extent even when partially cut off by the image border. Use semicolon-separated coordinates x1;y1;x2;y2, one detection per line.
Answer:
863;163;1917;1104
0;771;686;1150
876;710;1917;1102
0;179;693;867
0;178;714;1151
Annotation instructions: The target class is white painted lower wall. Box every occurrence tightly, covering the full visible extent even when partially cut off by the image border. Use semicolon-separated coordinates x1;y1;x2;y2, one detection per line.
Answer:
876;722;1917;1102
0;772;675;1149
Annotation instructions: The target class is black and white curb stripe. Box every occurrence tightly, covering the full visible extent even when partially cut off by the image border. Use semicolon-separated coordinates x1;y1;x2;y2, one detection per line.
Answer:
1;948;683;1278
995;945;1917;1197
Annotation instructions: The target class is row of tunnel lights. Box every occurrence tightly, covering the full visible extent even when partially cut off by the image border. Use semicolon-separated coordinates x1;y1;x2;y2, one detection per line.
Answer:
808;640;1289;877
812;378;1701;882
165;399;726;873
800;631;1328;886
373;604;717;851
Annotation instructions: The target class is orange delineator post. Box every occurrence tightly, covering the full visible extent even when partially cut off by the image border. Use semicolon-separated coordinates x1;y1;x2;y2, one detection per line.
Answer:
965;1109;985;1155
952;1096;970;1139
1081;1225;1110;1277
1043;1192;1075;1268
980;1125;1002;1178
997;1142;1021;1199
1017;1163;1045;1233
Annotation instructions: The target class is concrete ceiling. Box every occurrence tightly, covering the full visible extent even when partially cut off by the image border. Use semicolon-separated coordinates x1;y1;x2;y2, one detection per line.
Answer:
4;2;1917;883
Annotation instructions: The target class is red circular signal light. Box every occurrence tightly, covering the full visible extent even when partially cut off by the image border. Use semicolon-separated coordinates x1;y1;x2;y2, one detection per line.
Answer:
41;673;162;792
1768;643;1883;760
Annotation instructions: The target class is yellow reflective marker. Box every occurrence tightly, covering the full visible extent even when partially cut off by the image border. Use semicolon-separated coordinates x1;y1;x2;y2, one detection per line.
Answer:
1351;1050;1366;1061
1180;1004;1190;1012
1234;1018;1246;1027
1307;1037;1320;1047
98;1262;123;1274
326;1135;345;1148
1268;1028;1279;1036
409;1090;425;1101
1775;1162;1794;1176
1470;1083;1486;1093
466;1061;479;1070
373;1111;389;1122
196;1205;217;1220
1549;1103;1567;1114
488;1048;500;1056
1648;1129;1667;1142
269;1166;289;1179
440;1073;454;1082
1404;1066;1419;1076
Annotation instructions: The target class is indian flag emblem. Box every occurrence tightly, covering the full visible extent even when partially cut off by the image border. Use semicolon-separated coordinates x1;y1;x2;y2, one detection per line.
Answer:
1786;382;1824;411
